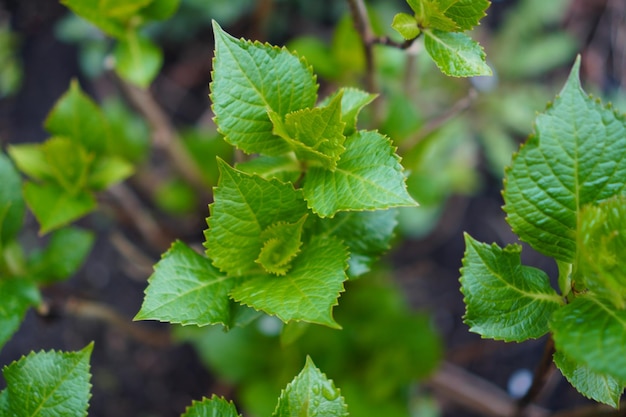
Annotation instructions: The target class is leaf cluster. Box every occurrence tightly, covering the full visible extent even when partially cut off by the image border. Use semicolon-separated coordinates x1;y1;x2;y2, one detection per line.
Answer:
460;57;626;406
136;22;417;329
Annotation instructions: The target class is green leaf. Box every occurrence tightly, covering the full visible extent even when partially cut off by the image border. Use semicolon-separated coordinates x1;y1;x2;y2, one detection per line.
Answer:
231;236;348;328
98;0;152;18
321;88;377;136
182;395;241;417
210;21;318;156
2;343;93;417
205;160;309;276
114;32;162;88
30;227;94;283
136;241;238;327
460;233;563;341
0;152;25;246
235;155;301;183
409;0;459;32
60;0;127;38
423;29;491;77
439;0;490;31
139;0;181;20
44;80;108;153
391;13;420;40
256;215;307;275
503;57;626;263
316;210;397;277
42;137;93;194
551;296;626;382
273;356;348;417
7;144;55;183
101;97;150;162
87;156;134;190
0;279;40;352
554;350;625;408
303;130;416;218
269;92;346;170
577;196;626;308
23;182;96;234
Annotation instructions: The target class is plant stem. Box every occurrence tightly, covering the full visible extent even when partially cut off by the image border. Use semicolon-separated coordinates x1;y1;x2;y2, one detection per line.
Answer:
515;336;556;416
346;0;377;95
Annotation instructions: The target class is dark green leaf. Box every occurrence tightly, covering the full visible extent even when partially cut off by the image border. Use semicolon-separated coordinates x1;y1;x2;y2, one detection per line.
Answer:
0;278;40;352
0;152;25;245
30;227;94;283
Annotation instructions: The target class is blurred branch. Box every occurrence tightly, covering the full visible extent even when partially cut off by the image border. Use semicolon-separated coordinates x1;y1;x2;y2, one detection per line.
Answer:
117;78;206;191
346;0;377;95
515;337;556;416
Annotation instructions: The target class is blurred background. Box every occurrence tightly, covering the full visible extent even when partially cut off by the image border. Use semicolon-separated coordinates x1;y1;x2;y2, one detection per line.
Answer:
0;0;625;416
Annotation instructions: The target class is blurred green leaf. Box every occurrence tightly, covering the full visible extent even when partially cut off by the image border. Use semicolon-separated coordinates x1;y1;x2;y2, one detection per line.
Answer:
61;0;127;39
87;156;134;190
0;153;25;246
114;32;162;88
154;179;198;215
42;137;93;194
0;279;40;352
140;0;181;20
102;97;150;162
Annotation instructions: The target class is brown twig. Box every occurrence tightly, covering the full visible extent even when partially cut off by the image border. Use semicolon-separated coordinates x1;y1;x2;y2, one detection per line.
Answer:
117;77;206;191
398;88;478;153
346;0;377;95
515;337;557;416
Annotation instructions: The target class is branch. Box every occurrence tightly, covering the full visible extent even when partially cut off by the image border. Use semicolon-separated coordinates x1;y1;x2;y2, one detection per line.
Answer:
515;337;556;416
346;0;377;94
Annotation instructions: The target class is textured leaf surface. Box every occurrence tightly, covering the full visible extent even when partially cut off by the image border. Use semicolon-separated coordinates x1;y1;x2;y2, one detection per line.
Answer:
424;29;491;77
440;0;490;31
231;236;348;328
114;32;162;88
256;215;307;275
182;395;241;417
30;227;94;283
460;234;563;341
577;196;626;308
235;155;301;183
44;80;108;153
205;160;308;276
321;88;377;136
554;350;625;407
503;58;626;262
136;241;237;326
316;210;397;277
0;152;25;245
269;92;345;170
551;296;626;382
391;13;420;40
211;21;318;156
273;356;348;417
303;130;416;217
2;343;93;417
410;0;458;32
0;279;40;352
23;182;96;234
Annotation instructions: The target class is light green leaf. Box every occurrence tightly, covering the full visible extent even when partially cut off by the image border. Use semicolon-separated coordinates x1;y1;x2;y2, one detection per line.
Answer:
577;196;626;308
114;32;162;88
60;0;126;38
210;21;318;156
231;236;348;328
316;210;397;277
554;350;625;408
182;395;241;417
273;356;348;417
551;296;626;382
269;92;345;170
410;0;459;32
256;215;307;276
136;241;238;327
235;155;301;183
23;182;96;234
29;227;94;283
0;152;25;246
88;156;134;190
42;137;93;194
303;130;416;218
321;88;377;136
423;29;491;77
460;233;563;341
44;80;108;153
503;57;626;263
2;343;93;417
98;0;152;18
439;0;490;31
7;144;55;183
205;160;308;276
391;13;420;40
0;279;40;352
